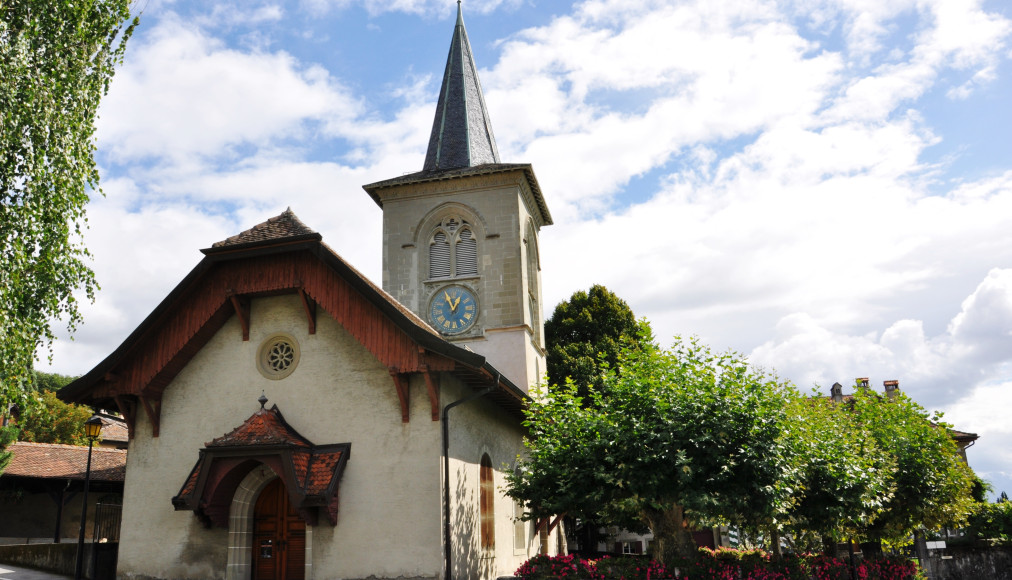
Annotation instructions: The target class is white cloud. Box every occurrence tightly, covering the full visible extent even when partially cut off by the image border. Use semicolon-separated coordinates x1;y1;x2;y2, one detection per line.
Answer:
98;15;362;163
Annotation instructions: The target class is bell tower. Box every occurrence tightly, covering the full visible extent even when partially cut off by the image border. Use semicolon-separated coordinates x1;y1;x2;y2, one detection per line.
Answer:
363;3;552;392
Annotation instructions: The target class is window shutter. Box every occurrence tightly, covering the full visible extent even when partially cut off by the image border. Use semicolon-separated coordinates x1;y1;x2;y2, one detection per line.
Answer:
456;228;477;276
480;455;495;551
430;232;450;278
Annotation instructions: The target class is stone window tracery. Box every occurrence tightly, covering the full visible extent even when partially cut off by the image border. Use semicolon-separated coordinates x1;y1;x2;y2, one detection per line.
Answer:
429;217;478;279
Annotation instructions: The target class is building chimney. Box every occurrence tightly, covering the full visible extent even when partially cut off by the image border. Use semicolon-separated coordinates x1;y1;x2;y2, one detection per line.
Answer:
884;380;899;399
830;382;844;403
856;377;870;389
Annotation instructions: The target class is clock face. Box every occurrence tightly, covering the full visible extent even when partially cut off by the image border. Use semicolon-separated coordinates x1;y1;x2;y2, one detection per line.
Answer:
429;285;478;335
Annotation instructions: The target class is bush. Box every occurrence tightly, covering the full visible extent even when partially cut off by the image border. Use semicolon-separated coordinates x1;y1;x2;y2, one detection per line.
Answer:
514;550;921;580
966;501;1012;545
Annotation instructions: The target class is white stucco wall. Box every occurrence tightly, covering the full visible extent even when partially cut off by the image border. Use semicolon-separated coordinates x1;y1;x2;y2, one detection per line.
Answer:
115;293;554;580
117;295;445;579
442;379;561;580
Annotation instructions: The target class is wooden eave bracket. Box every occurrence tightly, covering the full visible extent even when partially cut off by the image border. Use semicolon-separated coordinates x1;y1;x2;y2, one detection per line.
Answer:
139;394;162;438
297;287;317;335
113;395;137;440
228;293;251;341
389;369;410;423
421;367;440;422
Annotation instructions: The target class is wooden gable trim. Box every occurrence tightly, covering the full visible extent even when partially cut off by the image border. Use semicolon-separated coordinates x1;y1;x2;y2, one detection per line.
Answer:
390;370;410;423
81;251;461;436
113;395;137;440
297;286;317;335
421;368;440;422
228;293;251;341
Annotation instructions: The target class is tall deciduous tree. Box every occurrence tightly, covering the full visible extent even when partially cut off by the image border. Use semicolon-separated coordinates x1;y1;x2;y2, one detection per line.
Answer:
15;372;93;446
850;388;976;544
781;394;895;552
544;285;644;397
0;0;138;412
508;336;796;566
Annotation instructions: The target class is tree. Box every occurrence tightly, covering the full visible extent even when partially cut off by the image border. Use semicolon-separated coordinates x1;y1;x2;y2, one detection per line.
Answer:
14;372;93;445
0;0;138;413
850;388;976;545
507;335;796;566
781;394;895;553
17;389;94;445
544;285;644;397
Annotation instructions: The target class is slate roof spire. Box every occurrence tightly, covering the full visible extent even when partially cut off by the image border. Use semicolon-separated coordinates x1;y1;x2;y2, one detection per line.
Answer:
423;1;501;171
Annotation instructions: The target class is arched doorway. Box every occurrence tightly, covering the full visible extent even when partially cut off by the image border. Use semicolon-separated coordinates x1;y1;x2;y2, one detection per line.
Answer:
253;478;306;580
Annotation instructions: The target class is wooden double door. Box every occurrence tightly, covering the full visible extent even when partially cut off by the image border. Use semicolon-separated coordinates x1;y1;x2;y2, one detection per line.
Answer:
253;478;306;580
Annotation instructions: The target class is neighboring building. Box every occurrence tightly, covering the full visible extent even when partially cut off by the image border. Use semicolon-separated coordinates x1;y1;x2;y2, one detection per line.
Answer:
0;441;125;544
58;5;558;580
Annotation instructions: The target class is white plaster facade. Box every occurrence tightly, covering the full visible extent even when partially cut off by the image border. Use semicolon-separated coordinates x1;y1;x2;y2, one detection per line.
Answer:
114;294;558;580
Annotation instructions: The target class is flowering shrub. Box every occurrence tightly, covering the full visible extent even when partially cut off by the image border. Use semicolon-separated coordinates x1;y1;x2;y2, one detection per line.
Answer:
514;550;922;580
514;554;604;580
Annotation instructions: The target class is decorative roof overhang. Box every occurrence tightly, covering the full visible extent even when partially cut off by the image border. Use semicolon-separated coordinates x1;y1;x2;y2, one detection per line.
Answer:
171;403;350;527
58;211;528;437
362;162;553;227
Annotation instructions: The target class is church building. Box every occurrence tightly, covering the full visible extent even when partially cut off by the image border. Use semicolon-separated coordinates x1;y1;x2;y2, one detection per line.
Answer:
59;5;558;579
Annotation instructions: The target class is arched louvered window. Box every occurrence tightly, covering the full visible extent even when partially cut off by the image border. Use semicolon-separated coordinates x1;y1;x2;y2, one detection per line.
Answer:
429;231;451;279
456;228;477;276
428;216;478;280
480;454;495;551
526;227;542;346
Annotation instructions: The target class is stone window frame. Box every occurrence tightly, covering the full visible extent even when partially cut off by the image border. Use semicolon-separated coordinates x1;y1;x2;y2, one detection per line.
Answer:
256;333;301;380
417;203;487;284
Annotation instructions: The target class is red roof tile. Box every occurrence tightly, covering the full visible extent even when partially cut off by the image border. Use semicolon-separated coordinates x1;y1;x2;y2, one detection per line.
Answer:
3;442;126;482
210;208;318;249
206;406;311;448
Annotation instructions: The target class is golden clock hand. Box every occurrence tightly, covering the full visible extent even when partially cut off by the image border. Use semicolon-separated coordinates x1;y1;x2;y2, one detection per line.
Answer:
444;290;453;307
452;296;461;311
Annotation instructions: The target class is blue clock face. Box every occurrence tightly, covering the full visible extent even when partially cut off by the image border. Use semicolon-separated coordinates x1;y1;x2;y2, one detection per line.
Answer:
429;285;478;335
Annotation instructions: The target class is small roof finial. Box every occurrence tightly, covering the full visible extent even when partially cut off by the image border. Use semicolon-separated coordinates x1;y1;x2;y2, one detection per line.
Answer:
258;391;268;409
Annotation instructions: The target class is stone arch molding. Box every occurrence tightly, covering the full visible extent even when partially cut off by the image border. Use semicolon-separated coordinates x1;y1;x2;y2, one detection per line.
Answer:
226;464;314;580
414;202;488;247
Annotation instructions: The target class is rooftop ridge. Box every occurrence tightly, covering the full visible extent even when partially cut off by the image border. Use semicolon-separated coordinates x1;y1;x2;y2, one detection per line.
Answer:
208;207;319;250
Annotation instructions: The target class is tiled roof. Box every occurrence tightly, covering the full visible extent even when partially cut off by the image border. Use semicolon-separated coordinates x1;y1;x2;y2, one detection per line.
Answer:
3;442;126;482
423;3;500;171
206;405;312;448
174;404;350;527
209;208;319;249
99;415;129;444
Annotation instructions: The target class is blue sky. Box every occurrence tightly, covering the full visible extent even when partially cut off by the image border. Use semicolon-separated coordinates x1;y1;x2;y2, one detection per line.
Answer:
42;0;1012;498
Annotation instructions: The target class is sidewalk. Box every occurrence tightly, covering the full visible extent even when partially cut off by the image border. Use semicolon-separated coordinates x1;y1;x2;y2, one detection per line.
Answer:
0;564;71;579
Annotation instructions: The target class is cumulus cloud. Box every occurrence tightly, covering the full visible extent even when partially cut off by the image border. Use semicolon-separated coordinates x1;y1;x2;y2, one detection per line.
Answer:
39;0;1012;497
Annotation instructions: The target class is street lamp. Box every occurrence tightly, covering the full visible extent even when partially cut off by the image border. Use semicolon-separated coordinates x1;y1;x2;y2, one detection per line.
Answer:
74;414;103;580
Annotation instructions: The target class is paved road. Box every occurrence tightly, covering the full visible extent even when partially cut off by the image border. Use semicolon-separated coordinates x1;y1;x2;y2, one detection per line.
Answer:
0;564;71;579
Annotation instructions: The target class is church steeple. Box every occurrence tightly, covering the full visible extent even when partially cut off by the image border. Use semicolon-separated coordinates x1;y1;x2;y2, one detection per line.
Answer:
423;1;501;171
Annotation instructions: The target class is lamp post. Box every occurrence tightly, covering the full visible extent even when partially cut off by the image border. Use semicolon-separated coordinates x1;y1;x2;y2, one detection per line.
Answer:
74;415;103;580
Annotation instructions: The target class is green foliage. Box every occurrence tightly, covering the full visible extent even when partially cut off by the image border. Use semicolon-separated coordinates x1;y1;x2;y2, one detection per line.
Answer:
513;550;923;580
0;0;138;411
966;500;1012;545
544;285;646;397
781;393;895;547
508;336;796;564
32;370;74;393
850;389;976;544
0;426;16;474
17;389;93;445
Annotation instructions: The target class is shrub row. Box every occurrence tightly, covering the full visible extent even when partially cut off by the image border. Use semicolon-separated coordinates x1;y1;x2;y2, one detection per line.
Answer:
514;548;922;580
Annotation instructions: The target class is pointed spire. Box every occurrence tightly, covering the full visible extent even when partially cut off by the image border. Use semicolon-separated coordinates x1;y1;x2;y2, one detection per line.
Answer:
423;1;501;171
